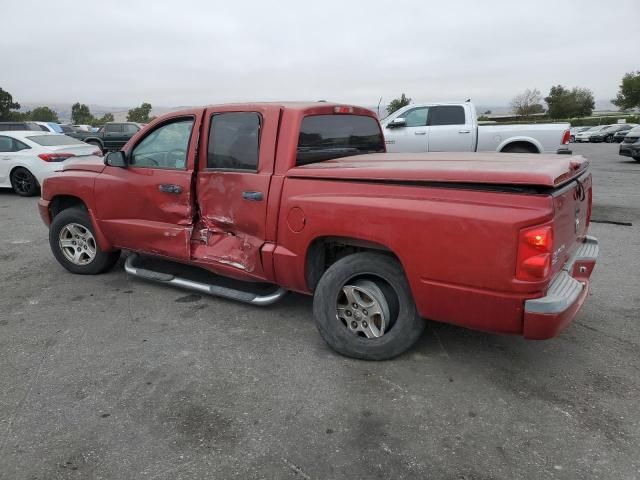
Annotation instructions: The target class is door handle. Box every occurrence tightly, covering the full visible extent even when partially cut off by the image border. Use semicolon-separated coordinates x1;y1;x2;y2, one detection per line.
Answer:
458;130;471;134
158;184;182;194
242;191;264;201
414;131;427;136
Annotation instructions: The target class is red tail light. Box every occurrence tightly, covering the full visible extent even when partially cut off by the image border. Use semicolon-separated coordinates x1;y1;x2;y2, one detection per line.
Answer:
561;129;571;145
334;106;354;114
38;153;76;162
516;225;553;281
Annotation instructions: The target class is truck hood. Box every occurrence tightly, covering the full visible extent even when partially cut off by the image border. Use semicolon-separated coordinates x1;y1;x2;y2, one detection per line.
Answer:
60;155;107;174
288;152;588;188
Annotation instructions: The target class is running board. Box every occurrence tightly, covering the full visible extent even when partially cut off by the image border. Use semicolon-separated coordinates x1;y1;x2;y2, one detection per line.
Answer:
124;254;287;306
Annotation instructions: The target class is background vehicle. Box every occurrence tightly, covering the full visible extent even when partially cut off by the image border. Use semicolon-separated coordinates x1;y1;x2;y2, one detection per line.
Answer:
69;122;142;152
381;102;571;154
73;124;94;132
34;122;64;133
39;102;597;360
590;124;636;143
60;124;80;134
0;132;100;196
569;126;591;142
0;121;45;132
619;128;640;161
612;124;638;142
574;125;610;142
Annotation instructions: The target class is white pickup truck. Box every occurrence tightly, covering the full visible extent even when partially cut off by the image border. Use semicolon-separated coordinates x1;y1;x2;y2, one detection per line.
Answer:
380;102;571;154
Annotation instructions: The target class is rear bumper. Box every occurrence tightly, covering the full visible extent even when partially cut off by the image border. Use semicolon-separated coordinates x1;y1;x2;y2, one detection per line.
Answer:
619;144;639;157
523;236;598;339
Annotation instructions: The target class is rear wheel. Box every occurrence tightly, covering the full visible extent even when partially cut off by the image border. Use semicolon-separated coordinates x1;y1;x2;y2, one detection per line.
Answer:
10;167;39;197
312;252;425;360
569;135;575;143
49;207;120;274
501;144;537;153
605;135;614;143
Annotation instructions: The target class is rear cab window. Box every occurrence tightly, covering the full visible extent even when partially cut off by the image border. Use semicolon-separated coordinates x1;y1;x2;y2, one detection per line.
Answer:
296;114;385;166
428;105;466;126
207;112;261;171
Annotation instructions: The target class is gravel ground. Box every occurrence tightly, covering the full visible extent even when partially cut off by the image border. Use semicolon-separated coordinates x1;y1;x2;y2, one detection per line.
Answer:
0;143;638;479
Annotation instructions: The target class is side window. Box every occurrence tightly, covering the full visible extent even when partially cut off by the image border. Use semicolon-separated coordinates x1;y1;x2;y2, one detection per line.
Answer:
429;106;466;126
130;119;194;169
123;124;139;134
105;124;121;133
402;107;429;127
0;136;13;152
207;112;260;170
13;139;30;151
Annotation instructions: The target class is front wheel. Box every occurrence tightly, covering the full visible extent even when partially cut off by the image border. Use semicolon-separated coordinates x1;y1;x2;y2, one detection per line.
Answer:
312;252;425;360
49;207;120;274
605;135;614;143
10;167;39;197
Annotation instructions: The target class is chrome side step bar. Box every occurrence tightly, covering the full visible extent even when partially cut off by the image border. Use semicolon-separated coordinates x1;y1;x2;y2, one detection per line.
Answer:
124;254;287;306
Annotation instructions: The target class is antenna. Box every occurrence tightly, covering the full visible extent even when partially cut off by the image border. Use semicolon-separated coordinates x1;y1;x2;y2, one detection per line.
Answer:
377;97;382;118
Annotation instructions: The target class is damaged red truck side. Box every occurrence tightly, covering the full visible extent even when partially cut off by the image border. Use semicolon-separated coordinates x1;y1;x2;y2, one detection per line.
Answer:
38;102;598;360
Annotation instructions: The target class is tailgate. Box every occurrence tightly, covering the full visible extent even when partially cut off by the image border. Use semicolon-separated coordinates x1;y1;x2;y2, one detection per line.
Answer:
550;172;592;274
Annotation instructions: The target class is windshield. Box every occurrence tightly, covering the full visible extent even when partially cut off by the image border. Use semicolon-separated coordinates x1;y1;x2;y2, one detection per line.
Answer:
26;134;87;146
296;114;385;166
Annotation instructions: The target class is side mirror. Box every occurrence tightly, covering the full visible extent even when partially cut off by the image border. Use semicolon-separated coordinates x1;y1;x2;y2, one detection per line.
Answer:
104;151;128;168
387;117;406;129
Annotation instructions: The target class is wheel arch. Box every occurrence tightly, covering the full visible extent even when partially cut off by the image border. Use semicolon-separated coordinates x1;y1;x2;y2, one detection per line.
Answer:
498;137;542;153
304;235;403;292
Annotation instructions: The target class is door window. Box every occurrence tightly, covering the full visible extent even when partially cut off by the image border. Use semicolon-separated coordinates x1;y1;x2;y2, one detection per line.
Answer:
0;136;13;152
429;106;466;126
105;124;122;133
123;124;139;134
130;118;194;169
402;107;429;127
207;112;261;171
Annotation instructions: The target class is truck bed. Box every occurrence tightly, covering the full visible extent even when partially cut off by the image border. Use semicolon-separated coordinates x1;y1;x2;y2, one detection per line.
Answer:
289;152;588;188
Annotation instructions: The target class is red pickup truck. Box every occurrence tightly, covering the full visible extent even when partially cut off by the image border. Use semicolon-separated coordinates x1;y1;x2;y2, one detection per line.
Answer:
38;102;598;360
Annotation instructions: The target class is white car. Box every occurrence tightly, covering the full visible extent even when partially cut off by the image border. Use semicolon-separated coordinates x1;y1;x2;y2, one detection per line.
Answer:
0;131;101;196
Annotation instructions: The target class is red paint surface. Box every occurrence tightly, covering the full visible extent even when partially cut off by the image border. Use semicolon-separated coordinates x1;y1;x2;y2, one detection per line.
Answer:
39;102;597;338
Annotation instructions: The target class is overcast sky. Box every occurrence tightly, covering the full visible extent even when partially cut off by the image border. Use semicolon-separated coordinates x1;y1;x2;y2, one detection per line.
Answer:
1;0;637;108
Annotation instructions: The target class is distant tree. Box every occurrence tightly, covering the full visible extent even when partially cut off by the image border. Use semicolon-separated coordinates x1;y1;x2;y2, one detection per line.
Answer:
28;106;59;122
510;89;544;118
90;113;114;127
0;87;21;121
545;85;595;119
71;102;94;124
612;71;640;110
127;102;152;122
386;94;411;115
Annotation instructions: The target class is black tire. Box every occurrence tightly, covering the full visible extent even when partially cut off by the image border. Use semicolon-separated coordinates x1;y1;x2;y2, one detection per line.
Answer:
49;207;120;274
502;144;537;153
10;167;39;197
605;135;614;143
569;135;575;143
633;156;640;162
312;252;425;360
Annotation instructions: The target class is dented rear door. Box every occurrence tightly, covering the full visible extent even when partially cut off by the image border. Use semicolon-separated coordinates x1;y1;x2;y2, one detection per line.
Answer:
192;105;280;280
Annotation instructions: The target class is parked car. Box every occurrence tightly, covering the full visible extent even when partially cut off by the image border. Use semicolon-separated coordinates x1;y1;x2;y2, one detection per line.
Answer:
619;127;640;161
38;102;597;360
574;125;610;143
0;121;45;132
590;124;637;143
613;124;639;143
60;124;79;134
73;124;94;132
68;122;143;152
0;132;101;196
569;126;591;142
34;122;64;133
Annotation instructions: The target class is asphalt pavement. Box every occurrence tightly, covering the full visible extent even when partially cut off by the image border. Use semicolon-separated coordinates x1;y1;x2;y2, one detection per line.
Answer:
0;143;638;479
